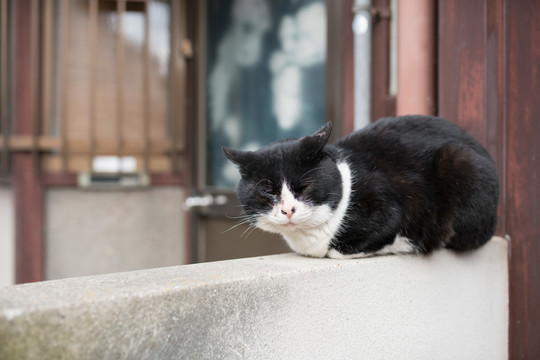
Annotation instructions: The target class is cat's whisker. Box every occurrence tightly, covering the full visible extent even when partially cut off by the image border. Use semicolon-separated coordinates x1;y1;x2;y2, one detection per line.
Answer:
222;214;259;234
225;213;251;220
299;167;322;183
246;226;259;239
240;224;259;239
223;220;251;234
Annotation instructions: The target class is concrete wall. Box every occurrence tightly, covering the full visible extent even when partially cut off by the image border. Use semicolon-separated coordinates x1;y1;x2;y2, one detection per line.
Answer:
0;237;508;360
0;186;14;287
45;187;186;280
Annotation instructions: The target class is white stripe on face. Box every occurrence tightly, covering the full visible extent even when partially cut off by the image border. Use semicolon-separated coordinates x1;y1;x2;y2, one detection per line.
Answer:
279;182;297;219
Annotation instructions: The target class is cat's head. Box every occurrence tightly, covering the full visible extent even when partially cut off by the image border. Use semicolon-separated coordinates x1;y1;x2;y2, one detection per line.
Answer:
222;122;342;235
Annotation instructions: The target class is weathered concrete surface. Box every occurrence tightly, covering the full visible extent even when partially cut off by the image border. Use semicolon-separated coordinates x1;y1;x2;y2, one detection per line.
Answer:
0;237;508;360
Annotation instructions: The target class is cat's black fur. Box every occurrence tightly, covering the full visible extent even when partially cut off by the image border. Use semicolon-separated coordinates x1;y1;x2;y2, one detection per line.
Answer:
223;115;499;256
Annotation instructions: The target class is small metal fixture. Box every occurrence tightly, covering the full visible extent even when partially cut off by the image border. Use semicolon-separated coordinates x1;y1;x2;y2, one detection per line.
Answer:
78;172;150;189
184;194;228;210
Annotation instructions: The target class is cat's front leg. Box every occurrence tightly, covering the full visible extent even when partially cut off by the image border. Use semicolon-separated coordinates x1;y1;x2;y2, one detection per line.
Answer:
326;235;418;259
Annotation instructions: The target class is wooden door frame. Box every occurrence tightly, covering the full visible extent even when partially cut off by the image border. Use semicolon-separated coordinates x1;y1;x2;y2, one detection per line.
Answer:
188;0;354;263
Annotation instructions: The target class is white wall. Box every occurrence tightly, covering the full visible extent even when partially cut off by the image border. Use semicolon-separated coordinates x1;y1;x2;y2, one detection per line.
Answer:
45;187;186;280
0;186;14;287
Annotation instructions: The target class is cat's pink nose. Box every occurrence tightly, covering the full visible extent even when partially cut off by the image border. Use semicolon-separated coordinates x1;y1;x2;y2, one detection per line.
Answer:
281;207;296;219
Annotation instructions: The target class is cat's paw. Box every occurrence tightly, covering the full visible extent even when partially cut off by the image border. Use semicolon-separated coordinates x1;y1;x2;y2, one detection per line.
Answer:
326;249;372;259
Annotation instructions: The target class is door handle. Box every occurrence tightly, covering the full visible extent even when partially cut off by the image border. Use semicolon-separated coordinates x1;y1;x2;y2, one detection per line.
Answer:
184;194;228;210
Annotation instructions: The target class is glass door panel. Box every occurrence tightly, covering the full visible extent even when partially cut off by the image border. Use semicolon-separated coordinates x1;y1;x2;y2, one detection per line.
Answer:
192;0;329;262
204;0;327;188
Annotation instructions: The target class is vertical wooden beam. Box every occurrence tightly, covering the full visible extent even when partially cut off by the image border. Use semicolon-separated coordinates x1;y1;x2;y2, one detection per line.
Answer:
42;0;53;139
485;0;507;236
325;0;346;138
370;0;395;121
170;0;186;173
0;0;8;173
169;0;178;173
506;1;540;358
89;0;98;171
60;0;70;172
13;0;44;283
438;0;486;143
116;0;126;168
30;0;39;169
143;1;151;172
341;0;355;136
440;0;540;357
439;0;508;249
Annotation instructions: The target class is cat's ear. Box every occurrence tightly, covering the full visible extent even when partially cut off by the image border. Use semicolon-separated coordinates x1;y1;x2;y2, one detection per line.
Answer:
301;122;332;153
222;146;253;174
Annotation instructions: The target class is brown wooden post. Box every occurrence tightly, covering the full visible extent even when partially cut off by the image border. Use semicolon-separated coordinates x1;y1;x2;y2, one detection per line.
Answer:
12;0;44;283
439;0;540;358
506;1;540;358
325;0;347;139
370;0;395;121
341;0;355;136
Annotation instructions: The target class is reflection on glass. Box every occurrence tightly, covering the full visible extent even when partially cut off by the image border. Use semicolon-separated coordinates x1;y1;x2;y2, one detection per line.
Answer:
206;0;327;188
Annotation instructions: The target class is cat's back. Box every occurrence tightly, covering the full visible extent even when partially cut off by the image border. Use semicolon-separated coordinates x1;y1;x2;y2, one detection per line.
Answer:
335;115;491;162
332;115;499;253
340;115;465;145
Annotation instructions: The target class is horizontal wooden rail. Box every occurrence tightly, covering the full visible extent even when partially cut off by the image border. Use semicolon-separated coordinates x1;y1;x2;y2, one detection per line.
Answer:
0;136;184;155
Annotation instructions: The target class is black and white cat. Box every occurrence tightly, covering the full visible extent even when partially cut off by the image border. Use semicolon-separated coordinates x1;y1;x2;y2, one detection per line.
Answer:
222;115;499;259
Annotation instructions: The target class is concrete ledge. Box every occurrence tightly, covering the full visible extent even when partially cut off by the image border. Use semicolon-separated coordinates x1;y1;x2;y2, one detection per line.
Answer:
0;237;508;360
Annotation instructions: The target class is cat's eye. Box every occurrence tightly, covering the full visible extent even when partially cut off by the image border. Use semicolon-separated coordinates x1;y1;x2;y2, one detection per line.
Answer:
254;180;277;202
294;181;314;196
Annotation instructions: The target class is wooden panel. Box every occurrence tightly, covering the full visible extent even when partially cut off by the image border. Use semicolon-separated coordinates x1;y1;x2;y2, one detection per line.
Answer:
506;1;540;358
438;0;487;143
485;0;507;235
439;0;506;234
